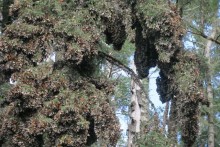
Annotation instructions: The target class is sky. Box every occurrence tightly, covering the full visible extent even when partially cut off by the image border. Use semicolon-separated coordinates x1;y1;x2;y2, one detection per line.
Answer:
149;67;165;108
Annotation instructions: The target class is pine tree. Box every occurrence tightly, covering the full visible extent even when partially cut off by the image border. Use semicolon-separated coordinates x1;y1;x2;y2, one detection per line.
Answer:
182;0;220;146
1;0;218;146
0;0;127;146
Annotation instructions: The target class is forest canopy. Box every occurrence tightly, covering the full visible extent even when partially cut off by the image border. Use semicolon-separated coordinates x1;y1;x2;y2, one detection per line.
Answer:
0;0;219;147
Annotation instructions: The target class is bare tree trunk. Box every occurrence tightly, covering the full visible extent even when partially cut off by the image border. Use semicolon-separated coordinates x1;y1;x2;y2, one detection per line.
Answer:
127;61;149;147
162;102;169;133
139;77;149;137
205;28;216;147
168;98;178;143
128;61;141;147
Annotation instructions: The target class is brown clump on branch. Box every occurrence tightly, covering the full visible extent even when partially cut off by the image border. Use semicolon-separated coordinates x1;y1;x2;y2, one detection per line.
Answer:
0;0;210;146
130;1;208;146
0;1;121;146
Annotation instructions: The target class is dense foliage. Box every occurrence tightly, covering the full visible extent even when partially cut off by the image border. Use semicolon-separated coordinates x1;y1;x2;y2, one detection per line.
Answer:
129;1;209;146
0;0;127;146
0;0;219;146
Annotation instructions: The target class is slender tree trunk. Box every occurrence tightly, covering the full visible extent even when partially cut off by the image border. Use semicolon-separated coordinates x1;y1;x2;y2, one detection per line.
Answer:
128;62;141;147
162;102;169;133
128;61;149;147
168;98;178;143
205;28;216;147
139;78;149;138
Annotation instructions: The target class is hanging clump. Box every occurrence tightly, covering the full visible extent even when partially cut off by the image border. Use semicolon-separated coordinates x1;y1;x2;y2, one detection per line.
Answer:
0;0;122;146
89;0;127;51
130;0;208;146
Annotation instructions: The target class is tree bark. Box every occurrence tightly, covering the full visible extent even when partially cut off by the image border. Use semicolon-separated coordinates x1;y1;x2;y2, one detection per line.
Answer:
139;78;149;140
205;28;216;147
128;61;141;147
162;101;169;133
127;61;149;147
168;98;178;143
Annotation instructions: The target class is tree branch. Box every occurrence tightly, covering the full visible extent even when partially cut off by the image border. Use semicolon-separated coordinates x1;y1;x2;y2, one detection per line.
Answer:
188;30;220;45
98;51;157;112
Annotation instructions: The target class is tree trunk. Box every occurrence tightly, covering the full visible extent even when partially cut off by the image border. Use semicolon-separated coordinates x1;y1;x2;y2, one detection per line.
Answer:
162;102;169;133
139;77;149;137
128;61;141;147
128;61;149;147
168;98;178;143
205;28;216;147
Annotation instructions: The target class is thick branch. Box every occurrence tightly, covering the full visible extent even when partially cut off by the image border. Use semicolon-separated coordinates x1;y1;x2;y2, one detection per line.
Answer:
98;51;156;112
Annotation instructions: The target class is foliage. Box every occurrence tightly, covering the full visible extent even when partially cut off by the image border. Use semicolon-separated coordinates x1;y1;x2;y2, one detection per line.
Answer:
0;0;218;146
0;0;129;146
182;0;220;146
130;1;210;146
137;131;177;147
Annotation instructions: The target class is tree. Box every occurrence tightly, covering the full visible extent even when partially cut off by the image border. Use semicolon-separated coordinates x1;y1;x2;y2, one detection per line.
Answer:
205;26;216;147
130;1;209;146
0;0;127;146
0;0;217;146
127;62;141;147
182;0;220;146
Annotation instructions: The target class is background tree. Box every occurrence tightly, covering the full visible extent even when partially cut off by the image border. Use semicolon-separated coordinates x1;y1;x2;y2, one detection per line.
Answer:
183;0;220;146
